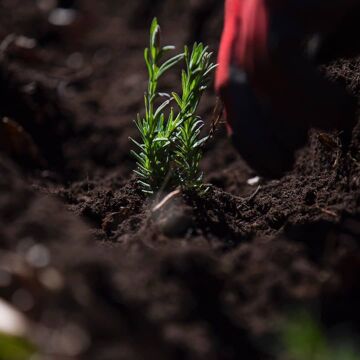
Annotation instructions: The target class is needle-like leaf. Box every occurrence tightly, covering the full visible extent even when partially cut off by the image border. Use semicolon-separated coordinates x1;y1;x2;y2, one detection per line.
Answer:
131;19;216;194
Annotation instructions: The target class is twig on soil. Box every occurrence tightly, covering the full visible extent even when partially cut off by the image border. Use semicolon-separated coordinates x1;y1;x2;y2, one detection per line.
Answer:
152;189;181;212
247;185;261;201
235;185;261;207
316;206;338;218
203;97;224;147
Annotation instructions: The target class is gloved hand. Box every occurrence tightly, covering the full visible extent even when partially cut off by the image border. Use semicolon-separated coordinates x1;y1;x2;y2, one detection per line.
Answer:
216;0;358;177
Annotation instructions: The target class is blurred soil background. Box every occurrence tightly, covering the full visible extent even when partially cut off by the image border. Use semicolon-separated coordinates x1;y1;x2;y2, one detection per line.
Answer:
0;0;359;359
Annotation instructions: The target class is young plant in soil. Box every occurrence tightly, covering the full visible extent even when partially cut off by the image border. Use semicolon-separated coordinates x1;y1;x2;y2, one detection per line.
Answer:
172;44;217;190
130;18;184;194
131;18;216;195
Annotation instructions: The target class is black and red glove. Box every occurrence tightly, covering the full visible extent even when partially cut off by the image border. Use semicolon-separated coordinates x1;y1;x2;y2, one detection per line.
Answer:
216;0;358;177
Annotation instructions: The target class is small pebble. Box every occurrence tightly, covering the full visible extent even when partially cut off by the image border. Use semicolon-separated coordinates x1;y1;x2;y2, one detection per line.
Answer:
39;268;64;291
247;176;260;186
15;36;37;49
48;8;77;26
26;244;50;268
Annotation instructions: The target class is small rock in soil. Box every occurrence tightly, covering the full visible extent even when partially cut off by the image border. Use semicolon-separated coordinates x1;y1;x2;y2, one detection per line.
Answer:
155;197;194;238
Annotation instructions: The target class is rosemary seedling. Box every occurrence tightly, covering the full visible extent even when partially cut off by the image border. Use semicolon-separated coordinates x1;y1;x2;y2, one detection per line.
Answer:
131;19;216;194
130;18;183;194
173;44;216;190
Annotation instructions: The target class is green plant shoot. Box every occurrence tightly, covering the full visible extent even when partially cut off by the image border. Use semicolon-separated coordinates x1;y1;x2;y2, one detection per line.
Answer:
130;18;184;194
131;18;216;194
173;44;216;190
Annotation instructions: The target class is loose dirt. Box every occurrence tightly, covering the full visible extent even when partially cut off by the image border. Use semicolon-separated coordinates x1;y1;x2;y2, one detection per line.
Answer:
0;1;359;359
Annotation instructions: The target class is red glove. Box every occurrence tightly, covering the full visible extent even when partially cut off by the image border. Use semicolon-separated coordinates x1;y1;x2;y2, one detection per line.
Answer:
216;0;358;177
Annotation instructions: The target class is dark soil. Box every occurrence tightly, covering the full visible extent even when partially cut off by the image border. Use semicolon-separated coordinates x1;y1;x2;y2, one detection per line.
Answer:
0;1;360;359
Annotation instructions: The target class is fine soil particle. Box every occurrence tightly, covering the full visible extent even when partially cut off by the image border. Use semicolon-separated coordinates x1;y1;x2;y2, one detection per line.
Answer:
0;1;359;359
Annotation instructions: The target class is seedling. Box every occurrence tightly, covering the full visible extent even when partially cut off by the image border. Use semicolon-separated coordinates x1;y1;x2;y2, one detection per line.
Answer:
173;43;217;189
130;18;216;194
130;18;184;194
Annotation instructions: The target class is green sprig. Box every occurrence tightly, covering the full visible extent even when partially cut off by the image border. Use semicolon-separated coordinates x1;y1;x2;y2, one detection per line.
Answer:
173;44;217;190
130;18;216;194
130;18;184;194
